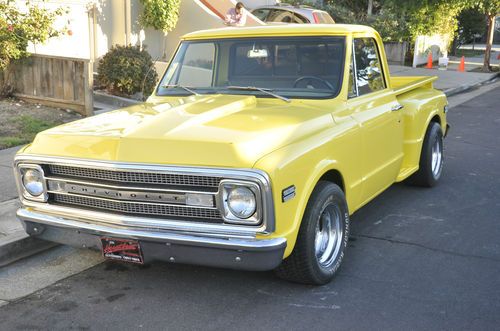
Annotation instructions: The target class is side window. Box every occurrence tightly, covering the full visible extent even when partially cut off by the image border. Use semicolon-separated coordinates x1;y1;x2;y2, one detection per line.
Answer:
292;13;308;23
252;9;270;21
347;51;357;98
353;38;385;96
176;43;215;87
267;9;293;23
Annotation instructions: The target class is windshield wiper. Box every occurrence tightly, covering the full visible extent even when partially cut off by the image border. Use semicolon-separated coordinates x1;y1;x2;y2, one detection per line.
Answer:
162;84;200;96
226;86;290;103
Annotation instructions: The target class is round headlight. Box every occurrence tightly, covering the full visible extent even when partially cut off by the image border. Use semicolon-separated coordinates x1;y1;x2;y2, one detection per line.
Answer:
22;169;44;196
227;186;256;219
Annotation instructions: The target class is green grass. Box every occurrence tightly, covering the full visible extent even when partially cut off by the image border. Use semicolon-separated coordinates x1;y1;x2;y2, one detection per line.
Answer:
455;49;485;57
0;136;29;149
14;115;55;135
0;115;56;149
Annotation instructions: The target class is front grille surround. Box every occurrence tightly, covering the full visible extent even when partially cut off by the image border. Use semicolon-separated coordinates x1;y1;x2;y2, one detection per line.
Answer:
14;155;275;235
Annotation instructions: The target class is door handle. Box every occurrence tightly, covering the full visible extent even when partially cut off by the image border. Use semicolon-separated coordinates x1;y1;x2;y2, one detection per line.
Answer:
391;104;404;111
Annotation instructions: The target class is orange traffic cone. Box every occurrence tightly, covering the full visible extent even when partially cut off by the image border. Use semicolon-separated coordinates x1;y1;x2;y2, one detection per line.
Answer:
458;56;465;72
426;52;433;69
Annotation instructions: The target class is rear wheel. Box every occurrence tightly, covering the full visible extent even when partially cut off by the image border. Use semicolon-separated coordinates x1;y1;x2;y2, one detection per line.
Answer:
407;122;444;187
275;181;349;285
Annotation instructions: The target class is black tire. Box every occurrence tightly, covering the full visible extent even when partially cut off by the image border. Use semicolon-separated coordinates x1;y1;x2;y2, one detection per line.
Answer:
407;122;444;187
275;181;349;285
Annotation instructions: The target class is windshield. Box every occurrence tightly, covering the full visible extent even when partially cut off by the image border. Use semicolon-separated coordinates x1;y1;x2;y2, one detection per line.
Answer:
157;36;346;99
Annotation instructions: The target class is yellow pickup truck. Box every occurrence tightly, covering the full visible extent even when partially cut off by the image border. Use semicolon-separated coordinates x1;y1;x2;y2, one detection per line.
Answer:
14;24;448;284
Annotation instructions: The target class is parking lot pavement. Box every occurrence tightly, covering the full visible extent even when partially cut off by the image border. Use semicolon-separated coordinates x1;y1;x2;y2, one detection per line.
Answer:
0;87;499;330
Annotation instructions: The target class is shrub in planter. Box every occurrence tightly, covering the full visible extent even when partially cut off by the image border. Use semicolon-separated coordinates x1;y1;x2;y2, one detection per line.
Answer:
97;45;158;99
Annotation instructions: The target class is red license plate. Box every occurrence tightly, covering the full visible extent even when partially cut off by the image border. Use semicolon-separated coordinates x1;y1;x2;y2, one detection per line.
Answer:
101;237;144;264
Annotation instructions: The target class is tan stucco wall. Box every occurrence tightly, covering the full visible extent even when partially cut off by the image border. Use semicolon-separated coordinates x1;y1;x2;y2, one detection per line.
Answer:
157;0;226;61
23;0;271;63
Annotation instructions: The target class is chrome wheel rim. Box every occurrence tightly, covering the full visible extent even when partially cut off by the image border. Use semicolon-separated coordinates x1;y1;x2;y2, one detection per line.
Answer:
431;138;443;178
314;203;343;268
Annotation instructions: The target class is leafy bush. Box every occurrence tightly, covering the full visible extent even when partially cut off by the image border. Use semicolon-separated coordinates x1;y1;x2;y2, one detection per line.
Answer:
97;45;158;98
139;0;181;32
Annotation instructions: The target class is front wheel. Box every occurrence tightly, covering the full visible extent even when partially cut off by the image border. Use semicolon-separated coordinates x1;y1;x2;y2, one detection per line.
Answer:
275;182;349;285
407;121;444;187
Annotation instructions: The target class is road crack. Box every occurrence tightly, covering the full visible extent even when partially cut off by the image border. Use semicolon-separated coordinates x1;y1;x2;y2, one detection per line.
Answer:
352;234;500;263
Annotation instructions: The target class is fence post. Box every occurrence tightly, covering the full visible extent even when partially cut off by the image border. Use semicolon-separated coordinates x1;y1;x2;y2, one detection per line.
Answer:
84;2;97;117
83;60;94;117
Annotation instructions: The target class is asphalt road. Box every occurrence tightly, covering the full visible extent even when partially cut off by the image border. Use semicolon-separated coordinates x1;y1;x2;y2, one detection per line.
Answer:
1;87;499;330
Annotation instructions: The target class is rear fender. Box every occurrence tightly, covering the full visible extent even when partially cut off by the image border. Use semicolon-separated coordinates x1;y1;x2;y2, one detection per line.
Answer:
396;88;447;181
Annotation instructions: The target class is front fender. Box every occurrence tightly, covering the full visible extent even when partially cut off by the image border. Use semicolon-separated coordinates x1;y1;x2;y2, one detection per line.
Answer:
254;124;361;258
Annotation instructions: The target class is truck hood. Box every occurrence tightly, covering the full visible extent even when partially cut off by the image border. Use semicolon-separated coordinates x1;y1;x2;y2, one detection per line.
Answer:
26;95;333;168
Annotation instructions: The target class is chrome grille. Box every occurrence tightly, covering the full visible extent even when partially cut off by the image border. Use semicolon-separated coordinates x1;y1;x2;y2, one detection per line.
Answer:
52;193;222;222
48;164;222;188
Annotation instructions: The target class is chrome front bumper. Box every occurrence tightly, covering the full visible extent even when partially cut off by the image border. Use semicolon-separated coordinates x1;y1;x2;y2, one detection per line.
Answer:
17;208;287;271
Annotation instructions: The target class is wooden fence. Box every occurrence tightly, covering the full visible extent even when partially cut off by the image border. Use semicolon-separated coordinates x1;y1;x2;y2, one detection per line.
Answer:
384;42;408;66
1;54;93;116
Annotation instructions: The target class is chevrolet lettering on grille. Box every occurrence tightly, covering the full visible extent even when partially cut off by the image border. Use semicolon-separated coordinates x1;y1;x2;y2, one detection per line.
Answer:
51;182;187;204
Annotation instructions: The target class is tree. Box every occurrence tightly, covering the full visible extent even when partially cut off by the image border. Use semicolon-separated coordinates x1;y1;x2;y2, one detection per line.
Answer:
139;0;181;32
474;0;500;72
0;0;64;70
322;0;466;44
455;7;486;51
382;0;466;42
323;0;382;23
0;0;65;95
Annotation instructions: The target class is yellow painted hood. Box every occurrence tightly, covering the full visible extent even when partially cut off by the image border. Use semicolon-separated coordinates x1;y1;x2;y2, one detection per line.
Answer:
24;94;333;168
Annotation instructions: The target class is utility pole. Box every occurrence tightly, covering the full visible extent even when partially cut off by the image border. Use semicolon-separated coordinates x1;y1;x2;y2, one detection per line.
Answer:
367;0;373;16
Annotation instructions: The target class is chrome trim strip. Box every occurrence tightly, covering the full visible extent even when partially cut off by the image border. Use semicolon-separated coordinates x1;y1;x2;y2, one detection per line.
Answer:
46;176;217;195
18;208;286;250
14;154;276;234
48;189;217;210
48;182;189;206
351;39;359;97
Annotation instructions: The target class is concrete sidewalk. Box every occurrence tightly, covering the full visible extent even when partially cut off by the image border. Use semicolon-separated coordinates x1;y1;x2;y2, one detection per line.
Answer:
390;65;499;96
0;66;498;267
0;147;56;267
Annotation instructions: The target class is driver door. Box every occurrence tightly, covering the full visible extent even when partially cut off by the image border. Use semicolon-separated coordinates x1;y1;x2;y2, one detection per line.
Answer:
347;37;404;204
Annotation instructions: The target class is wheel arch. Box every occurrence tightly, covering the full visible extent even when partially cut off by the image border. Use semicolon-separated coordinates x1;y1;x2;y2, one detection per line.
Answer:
318;169;345;193
277;160;351;258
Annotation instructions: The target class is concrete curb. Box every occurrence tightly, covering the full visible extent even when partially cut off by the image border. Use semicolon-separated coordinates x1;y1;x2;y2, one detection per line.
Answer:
0;230;57;268
443;72;499;97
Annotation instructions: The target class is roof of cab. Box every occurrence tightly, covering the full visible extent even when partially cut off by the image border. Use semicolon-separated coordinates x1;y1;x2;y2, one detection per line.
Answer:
182;24;376;40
